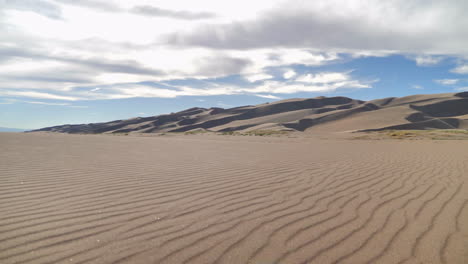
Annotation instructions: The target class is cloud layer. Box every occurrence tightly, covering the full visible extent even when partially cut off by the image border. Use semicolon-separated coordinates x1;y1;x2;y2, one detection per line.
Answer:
167;0;468;56
131;6;216;20
1;0;468;102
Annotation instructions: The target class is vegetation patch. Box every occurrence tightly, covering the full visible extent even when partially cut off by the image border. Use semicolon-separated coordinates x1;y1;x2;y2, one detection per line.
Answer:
353;129;468;140
220;130;289;136
244;130;289;136
184;130;208;135
220;131;241;136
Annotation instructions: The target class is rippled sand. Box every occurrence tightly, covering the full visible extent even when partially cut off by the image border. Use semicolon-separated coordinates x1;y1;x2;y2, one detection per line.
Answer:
1;133;467;264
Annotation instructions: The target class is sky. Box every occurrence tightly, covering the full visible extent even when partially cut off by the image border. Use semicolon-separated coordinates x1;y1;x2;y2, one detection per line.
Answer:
1;0;468;129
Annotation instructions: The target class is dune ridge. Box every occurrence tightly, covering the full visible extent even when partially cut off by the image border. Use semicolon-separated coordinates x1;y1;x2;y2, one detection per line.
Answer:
31;92;468;134
1;133;468;263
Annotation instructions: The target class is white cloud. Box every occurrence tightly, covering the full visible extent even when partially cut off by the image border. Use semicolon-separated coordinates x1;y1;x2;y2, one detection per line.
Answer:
451;65;468;74
39;71;371;100
296;72;349;84
2;0;63;19
2;0;465;103
131;6;216;20
12;100;88;108
23;101;70;106
413;55;444;66
255;94;282;100
412;85;424;90
248;80;372;94
434;79;459;85
0;1;347;101
0;91;79;101
52;0;122;12
103;86;180;99
245;73;273;82
455;87;468;91
350;50;396;58
283;69;296;79
271;50;339;66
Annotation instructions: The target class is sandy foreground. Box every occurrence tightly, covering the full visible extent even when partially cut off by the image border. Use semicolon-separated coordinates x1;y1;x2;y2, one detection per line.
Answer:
1;133;467;264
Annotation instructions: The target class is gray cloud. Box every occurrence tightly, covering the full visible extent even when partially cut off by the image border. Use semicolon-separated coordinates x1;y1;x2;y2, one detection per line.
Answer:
193;55;252;77
51;0;216;19
0;67;95;84
166;0;468;55
0;46;164;76
63;57;164;76
57;38;152;53
0;46;39;63
131;5;216;20
2;75;91;84
1;0;62;19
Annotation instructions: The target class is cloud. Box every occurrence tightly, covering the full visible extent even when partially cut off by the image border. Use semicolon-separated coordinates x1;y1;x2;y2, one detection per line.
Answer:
107;86;180;99
14;100;89;108
255;94;282;99
22;101;70;106
0;65;97;92
4;0;459;104
40;70;372;100
247;80;372;94
455;87;468;91
413;55;444;66
434;79;459;85
0;45;165;76
283;69;296;79
166;0;468;56
53;1;216;19
412;84;424;90
0;67;94;84
131;5;216;20
269;50;339;66
245;71;375;94
192;55;252;77
1;0;62;19
296;72;349;84
0;91;79;101
73;58;164;76
52;0;121;12
244;73;273;82
451;64;468;74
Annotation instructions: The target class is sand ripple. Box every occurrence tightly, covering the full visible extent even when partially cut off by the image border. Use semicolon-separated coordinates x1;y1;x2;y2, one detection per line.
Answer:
1;133;467;264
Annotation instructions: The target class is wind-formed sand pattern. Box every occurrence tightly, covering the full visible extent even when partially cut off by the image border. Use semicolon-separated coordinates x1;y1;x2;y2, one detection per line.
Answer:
1;133;467;264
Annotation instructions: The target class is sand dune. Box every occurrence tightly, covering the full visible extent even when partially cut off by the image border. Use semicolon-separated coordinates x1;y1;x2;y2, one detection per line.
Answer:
30;92;468;134
1;133;467;264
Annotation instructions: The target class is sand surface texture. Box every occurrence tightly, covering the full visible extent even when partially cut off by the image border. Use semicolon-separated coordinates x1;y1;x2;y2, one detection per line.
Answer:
1;133;468;264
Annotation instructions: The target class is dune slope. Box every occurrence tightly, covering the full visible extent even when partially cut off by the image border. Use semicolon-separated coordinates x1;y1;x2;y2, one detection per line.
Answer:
31;92;468;134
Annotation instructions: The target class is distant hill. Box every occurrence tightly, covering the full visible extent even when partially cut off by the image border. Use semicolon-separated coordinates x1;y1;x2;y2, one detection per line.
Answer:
0;127;27;132
31;92;468;134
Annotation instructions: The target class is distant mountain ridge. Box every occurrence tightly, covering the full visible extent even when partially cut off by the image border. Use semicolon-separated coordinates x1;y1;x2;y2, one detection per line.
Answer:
0;127;27;132
31;92;468;134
